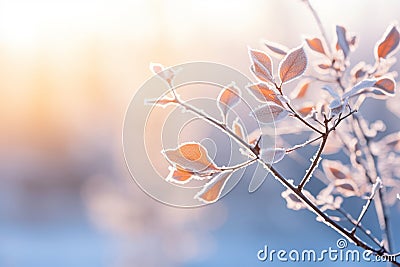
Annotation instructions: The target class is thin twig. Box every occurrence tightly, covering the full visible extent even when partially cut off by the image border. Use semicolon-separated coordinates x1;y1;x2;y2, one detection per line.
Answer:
174;96;400;265
337;208;383;249
353;114;393;253
351;177;382;234
302;0;332;55
286;134;323;153
219;158;258;172
286;102;325;135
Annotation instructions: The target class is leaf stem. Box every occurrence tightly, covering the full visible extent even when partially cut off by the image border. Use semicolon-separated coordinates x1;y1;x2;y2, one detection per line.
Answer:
303;0;332;55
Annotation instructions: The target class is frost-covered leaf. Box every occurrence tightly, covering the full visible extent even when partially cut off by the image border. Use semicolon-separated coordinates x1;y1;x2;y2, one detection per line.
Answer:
246;83;282;105
282;188;315;211
342;79;376;99
298;103;314;117
253;103;289;123
217;83;241;121
260;148;286;164
264;40;289;57
305;37;326;55
279;46;308;84
166;166;199;184
249;48;274;83
232;119;245;140
163;142;218;173
373;77;396;96
350;61;367;81
334;179;360;197
375;24;400;59
329;98;347;117
322;85;340;99
317;63;331;70
195;171;232;203
336;25;350;58
322;160;350;180
290;79;311;99
150;62;176;85
343;77;396;98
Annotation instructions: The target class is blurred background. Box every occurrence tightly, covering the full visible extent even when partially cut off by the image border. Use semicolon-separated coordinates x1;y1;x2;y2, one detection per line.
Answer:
0;0;400;266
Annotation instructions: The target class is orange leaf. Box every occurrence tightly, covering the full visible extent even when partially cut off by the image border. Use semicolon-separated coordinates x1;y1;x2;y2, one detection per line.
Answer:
350;62;367;81
290;79;311;99
278;46;307;84
163;142;218;173
374;77;396;96
166;166;195;184
305;38;326;55
232;119;245;140
298;104;313;116
217;83;241;120
249;48;274;83
375;24;400;59
149;62;176;85
246;83;282;105
195;172;233;203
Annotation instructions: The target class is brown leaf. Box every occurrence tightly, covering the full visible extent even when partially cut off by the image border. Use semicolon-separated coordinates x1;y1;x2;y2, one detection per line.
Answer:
195;171;232;203
375;24;400;59
305;37;326;55
253;103;289;123
264;41;288;57
163;142;218;173
249;48;274;83
246;83;282;105
232;119;245;140
290;79;311;99
349;35;357;47
149;62;176;85
278;46;307;84
336;25;350;58
217;83;241;120
334;179;360;197
166;166;195;184
373;77;396;96
317;63;331;70
350;61;367;81
323;160;350;180
298;104;314;116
